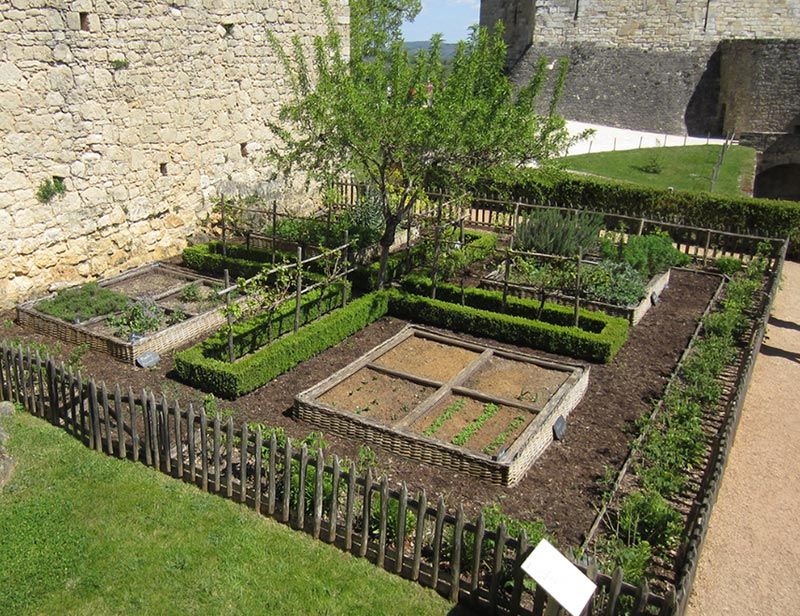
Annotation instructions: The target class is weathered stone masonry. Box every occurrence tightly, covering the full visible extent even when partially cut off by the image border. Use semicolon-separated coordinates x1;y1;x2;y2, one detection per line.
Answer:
480;0;800;200
480;0;800;136
0;0;349;306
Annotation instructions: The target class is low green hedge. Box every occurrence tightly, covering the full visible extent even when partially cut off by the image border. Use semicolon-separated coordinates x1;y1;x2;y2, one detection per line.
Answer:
389;287;627;363
174;291;389;399
205;282;348;361
467;167;799;255
401;274;626;335
177;269;627;398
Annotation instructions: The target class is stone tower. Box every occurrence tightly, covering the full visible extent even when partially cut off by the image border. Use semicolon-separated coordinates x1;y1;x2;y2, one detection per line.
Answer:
480;0;800;200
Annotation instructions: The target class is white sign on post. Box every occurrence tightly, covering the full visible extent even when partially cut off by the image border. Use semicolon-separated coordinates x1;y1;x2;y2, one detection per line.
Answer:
521;539;597;616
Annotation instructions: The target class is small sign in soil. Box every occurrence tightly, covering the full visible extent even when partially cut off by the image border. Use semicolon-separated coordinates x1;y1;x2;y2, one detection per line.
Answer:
296;325;589;485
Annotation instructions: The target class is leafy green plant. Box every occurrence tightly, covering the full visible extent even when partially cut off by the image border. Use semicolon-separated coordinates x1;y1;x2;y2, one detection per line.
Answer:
35;177;66;203
65;343;89;374
582;261;648;306
356;444;377;473
451;402;499;446
593;535;652;584
167;308;188;326
482;415;526;455
714;256;742;277
107;300;164;339
180;282;202;303
620;232;691;278
423;398;465;437
36;282;129;323
514;209;604;257
616;490;681;549
110;58;129;70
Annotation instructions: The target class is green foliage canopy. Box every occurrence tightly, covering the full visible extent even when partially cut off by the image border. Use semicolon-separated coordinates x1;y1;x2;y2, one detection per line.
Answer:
268;0;573;284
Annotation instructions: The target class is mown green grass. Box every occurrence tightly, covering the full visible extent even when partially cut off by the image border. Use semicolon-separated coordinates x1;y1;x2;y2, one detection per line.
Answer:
0;411;458;616
560;144;756;196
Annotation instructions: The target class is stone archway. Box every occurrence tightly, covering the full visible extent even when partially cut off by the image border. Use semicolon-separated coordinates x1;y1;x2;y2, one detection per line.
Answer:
753;164;800;201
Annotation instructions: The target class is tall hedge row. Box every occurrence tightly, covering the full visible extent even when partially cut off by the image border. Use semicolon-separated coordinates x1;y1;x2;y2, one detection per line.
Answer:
467;167;800;254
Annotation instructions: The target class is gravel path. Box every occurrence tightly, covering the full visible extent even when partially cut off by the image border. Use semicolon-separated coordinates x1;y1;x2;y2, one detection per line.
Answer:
687;260;800;615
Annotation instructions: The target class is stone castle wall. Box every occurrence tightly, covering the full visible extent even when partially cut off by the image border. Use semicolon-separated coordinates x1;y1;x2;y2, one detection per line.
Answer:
481;1;800;135
0;0;349;307
482;0;800;53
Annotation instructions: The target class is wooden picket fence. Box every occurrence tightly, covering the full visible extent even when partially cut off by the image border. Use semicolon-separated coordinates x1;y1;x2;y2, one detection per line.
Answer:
0;341;671;616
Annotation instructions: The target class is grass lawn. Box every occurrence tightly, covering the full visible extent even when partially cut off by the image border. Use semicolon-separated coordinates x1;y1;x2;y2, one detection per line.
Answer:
0;411;459;616
560;144;756;196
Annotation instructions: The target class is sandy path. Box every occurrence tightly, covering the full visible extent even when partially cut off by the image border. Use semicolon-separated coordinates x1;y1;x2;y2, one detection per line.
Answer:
686;260;800;615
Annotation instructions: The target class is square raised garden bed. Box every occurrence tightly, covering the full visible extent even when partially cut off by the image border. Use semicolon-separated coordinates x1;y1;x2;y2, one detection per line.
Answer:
17;263;233;364
295;325;589;486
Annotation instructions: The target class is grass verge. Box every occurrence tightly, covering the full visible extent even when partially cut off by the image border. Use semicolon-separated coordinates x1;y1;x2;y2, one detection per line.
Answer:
560;145;756;196
0;411;456;616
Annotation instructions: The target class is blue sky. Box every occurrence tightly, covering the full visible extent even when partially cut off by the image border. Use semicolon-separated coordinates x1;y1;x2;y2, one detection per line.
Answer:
401;0;481;43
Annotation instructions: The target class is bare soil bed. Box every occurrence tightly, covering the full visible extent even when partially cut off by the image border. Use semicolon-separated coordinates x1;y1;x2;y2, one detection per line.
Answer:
464;356;567;407
1;269;719;546
318;367;435;424
106;270;188;298
373;336;479;382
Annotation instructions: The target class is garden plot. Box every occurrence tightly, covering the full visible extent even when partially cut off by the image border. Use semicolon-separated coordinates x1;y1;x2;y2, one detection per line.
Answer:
16;263;230;364
295;325;589;485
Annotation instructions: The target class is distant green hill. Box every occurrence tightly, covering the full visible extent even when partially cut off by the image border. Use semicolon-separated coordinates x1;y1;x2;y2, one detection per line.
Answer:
405;41;459;60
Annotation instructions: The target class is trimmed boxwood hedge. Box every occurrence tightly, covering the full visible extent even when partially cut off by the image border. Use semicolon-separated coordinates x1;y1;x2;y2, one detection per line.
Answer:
390;282;628;363
400;274;619;333
176;282;626;398
467;167;800;255
174;290;388;399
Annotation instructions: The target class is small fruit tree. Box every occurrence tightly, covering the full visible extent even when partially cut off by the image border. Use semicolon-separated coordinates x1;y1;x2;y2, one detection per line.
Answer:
266;0;577;287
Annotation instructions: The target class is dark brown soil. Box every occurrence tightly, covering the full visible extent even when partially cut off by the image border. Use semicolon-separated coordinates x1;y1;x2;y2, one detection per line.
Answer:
464;356;567;407
1;269;719;548
107;270;187;298
318;367;435;424
373;336;479;382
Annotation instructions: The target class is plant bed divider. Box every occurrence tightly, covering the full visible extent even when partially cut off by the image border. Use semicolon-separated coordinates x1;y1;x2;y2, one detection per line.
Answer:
580;270;726;552
0;341;666;615
482;264;672;325
672;241;787;614
176;286;626;399
294;326;589;486
397;277;629;363
16;262;236;364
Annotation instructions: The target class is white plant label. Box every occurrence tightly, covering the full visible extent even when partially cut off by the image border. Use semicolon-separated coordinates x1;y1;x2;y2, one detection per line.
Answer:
521;539;597;616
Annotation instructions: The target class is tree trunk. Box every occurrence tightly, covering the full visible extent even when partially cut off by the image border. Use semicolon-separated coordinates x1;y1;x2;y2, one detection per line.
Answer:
377;220;399;288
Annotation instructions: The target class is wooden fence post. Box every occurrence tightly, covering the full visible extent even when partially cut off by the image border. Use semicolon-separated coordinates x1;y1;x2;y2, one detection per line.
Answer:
344;461;357;551
271;200;278;266
115;385;125;459
282;440;292;523
224;269;235;364
327;455;340;543
431;495;446;588
450;505;465;602
377;477;389;568
296;444;308;530
239;423;249;503
359;468;373;558
254;427;263;514
267;432;277;515
470;511;485;607
488;523;507;610
395;482;408;574
411;489;427;582
225;417;234;498
313;448;324;539
294;246;303;333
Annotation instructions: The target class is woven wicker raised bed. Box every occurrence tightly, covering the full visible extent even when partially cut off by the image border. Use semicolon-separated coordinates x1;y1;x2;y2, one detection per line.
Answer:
295;325;589;486
17;263;237;364
481;267;672;325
